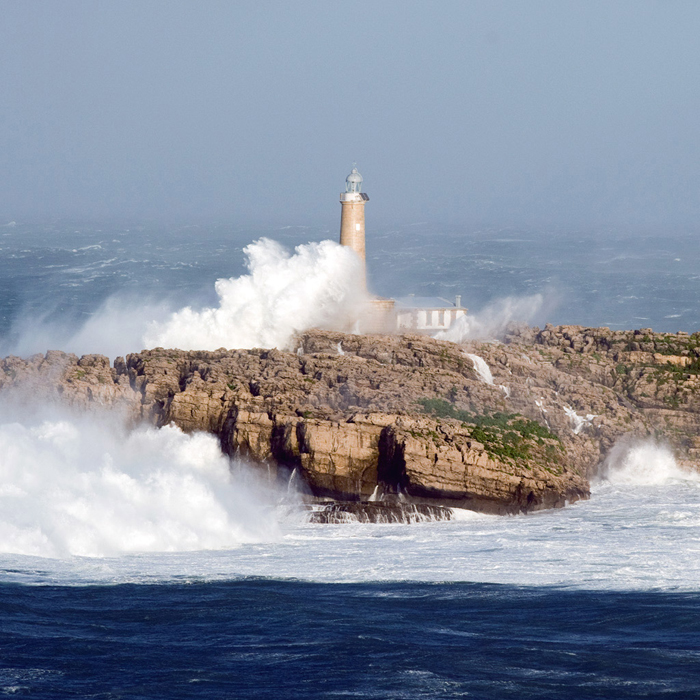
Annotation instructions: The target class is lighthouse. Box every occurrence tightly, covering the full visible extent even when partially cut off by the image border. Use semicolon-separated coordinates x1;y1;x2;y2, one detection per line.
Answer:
335;165;465;334
338;165;393;331
339;166;369;286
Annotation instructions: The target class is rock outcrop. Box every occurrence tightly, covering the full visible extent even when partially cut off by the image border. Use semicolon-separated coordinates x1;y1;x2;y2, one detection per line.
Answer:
2;325;699;515
307;501;453;524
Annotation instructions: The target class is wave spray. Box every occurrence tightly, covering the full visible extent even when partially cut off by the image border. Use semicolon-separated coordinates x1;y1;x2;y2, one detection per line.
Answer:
598;439;699;485
0;408;285;558
145;238;367;351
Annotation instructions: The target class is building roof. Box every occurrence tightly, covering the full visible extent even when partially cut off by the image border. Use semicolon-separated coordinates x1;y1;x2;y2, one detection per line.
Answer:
394;296;457;309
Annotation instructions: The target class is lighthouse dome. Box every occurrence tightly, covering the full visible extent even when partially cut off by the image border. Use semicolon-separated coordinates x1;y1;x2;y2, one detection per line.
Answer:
345;166;363;193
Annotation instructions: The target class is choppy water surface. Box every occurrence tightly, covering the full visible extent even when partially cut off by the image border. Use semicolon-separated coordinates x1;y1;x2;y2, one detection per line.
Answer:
1;220;699;698
0;429;698;697
2;580;699;699
2;220;700;355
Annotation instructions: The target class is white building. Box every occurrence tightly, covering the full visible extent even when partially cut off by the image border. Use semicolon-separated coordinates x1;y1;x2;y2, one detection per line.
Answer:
395;295;467;332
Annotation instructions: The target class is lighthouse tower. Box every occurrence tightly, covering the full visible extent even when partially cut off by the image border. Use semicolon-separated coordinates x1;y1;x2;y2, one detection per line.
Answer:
338;165;395;332
339;166;369;285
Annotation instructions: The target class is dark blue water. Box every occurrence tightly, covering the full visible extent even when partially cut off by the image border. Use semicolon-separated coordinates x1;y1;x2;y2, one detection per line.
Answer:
1;580;699;699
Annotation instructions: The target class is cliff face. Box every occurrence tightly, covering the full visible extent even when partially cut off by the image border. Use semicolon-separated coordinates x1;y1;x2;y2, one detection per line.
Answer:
2;325;699;515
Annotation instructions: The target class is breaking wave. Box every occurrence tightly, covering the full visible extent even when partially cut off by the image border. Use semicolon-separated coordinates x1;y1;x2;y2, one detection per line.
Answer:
145;238;367;351
3;238;366;358
0;407;286;558
598;440;700;485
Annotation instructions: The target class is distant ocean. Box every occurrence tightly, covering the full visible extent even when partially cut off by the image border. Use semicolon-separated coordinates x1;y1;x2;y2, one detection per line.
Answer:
1;219;699;698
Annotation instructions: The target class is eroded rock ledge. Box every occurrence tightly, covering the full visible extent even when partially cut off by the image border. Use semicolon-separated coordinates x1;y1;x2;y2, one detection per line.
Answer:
307;502;453;524
3;326;700;515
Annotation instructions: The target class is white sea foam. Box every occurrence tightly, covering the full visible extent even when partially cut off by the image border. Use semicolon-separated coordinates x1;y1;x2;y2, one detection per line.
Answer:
1;402;700;590
1;436;700;589
0;407;286;558
144;238;367;351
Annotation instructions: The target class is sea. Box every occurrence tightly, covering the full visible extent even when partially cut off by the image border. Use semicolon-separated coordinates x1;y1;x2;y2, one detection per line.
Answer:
1;218;700;699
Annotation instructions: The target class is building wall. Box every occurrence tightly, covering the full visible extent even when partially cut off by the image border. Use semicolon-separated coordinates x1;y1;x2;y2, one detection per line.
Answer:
396;307;466;331
361;298;396;334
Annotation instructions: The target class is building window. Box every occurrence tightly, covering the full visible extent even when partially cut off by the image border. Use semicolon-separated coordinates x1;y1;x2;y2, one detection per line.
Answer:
438;310;445;326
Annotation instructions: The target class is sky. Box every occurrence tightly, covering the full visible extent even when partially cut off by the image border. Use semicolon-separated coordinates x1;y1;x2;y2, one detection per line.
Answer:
1;1;699;227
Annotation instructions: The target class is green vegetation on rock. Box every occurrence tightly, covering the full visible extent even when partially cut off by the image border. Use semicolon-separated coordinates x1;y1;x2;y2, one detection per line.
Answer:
418;398;563;467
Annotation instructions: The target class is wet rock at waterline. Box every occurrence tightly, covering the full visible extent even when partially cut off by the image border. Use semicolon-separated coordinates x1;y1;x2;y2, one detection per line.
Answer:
307;501;453;524
2;326;700;515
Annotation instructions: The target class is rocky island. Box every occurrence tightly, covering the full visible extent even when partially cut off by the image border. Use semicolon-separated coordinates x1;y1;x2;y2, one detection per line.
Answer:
2;325;700;519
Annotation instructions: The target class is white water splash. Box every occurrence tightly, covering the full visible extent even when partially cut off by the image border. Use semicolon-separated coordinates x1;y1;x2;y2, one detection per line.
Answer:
3;296;174;360
2;428;700;589
563;405;596;434
465;353;494;384
336;342;344;355
1;238;367;358
0;408;285;558
465;353;509;396
436;293;547;341
145;238;367;352
286;467;305;497
599;440;700;486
